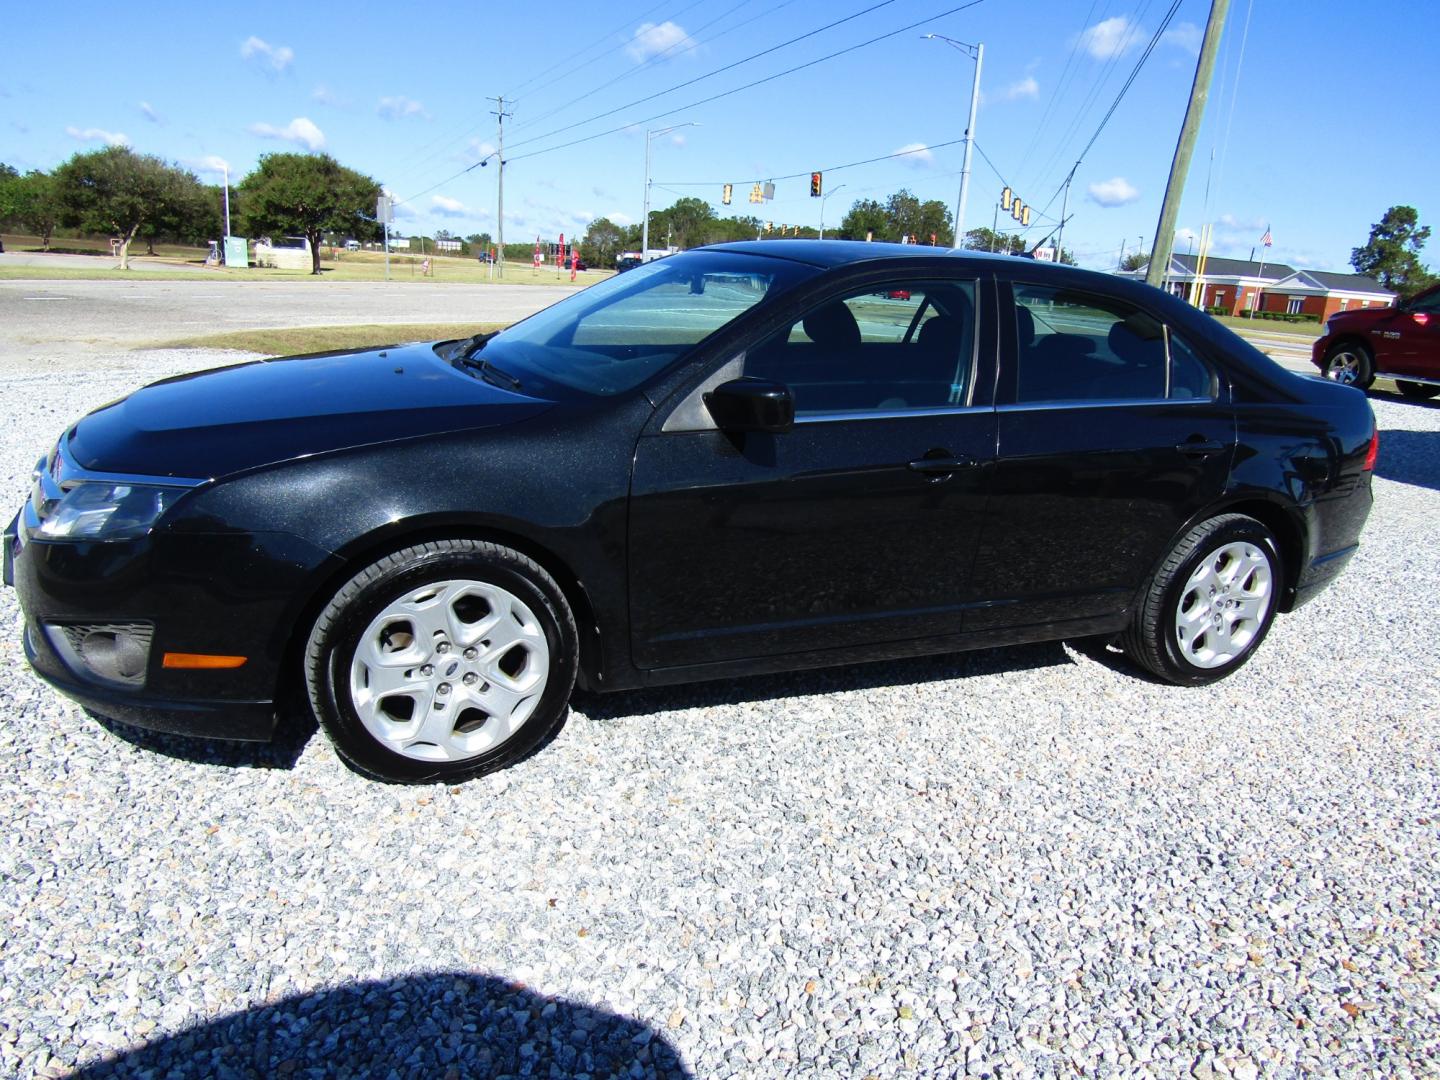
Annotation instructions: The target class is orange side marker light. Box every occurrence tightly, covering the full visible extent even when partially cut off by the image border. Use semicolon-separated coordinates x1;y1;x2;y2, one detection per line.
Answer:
162;652;248;669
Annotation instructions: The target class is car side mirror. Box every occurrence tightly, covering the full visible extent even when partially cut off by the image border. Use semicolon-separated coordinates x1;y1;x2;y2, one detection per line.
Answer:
703;378;794;433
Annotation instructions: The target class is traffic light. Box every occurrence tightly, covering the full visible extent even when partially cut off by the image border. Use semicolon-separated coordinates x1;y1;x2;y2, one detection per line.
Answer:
1001;186;1013;212
810;171;822;197
1021;205;1032;227
722;183;733;206
764;221;773;234
749;183;763;204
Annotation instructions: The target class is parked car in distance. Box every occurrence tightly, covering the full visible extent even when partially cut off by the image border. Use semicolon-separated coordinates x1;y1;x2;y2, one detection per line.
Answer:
615;255;644;273
5;242;1377;784
1314;281;1440;398
343;239;361;252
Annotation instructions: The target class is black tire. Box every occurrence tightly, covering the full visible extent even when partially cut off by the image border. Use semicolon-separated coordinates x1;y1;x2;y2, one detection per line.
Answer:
1396;380;1440;400
1321;340;1374;389
1122;514;1281;686
305;540;578;784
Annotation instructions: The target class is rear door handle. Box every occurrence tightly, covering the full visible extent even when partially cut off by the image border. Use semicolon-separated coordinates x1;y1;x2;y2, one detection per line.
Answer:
1175;440;1225;458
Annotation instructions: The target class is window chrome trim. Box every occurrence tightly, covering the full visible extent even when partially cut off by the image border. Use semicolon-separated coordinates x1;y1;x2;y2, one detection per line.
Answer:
796;404;994;424
995;397;1217;413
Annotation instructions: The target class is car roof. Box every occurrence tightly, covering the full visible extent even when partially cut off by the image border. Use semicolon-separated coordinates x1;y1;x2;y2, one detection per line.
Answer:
704;239;1024;270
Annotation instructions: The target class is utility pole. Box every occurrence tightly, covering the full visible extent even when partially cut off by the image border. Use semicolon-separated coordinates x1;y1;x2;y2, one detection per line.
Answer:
1145;0;1230;289
924;35;982;248
642;123;698;260
1056;171;1074;263
818;183;847;240
490;96;511;279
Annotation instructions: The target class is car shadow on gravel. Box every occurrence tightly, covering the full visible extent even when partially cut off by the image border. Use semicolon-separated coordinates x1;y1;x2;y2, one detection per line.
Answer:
89;698;318;771
1372;429;1440;492
66;971;692;1079
575;639;1100;721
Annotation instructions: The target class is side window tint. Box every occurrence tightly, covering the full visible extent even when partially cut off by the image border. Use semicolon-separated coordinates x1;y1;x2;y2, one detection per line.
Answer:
1166;330;1216;399
1014;285;1188;403
747;280;977;416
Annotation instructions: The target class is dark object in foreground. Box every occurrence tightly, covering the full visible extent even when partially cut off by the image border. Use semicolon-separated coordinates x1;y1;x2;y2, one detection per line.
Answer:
6;242;1376;783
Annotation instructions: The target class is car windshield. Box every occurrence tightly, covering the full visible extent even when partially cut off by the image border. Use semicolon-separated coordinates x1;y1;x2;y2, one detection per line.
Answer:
462;251;816;398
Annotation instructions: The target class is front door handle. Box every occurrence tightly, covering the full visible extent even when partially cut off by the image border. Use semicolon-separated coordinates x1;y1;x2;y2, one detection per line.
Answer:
1175;439;1225;458
908;454;977;475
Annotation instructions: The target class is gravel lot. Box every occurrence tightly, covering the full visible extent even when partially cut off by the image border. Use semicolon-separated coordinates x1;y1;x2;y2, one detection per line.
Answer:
1;347;1437;1079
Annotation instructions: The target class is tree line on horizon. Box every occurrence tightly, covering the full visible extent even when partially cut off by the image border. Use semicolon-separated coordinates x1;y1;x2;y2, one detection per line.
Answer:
2;149;1430;291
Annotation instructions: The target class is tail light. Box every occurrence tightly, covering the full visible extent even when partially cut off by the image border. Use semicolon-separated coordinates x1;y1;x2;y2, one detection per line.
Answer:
1363;427;1379;472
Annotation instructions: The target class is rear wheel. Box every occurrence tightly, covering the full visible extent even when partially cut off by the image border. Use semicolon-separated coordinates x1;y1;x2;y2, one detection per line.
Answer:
306;540;578;783
1396;379;1440;400
1321;341;1374;389
1123;514;1280;685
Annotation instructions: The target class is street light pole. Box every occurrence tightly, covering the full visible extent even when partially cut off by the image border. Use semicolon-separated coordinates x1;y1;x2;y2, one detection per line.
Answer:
643;123;698;260
924;34;983;248
818;183;847;240
221;162;231;238
490;96;512;278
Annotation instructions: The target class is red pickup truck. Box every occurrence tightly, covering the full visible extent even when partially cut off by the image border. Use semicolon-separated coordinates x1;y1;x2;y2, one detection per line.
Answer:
1314;282;1440;398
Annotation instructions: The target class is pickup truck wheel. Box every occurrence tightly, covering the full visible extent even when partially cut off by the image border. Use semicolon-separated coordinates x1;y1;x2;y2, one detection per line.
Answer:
1123;515;1280;686
1395;380;1440;400
1321;341;1374;389
305;540;578;784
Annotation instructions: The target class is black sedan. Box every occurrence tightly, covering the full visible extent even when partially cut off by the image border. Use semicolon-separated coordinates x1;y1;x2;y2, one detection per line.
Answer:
4;242;1376;783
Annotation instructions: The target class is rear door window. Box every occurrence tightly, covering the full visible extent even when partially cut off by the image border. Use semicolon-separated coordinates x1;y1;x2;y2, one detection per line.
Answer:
1012;284;1214;403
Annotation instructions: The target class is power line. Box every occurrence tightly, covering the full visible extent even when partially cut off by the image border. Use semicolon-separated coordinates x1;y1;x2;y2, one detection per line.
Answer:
511;0;771;134
1030;0;1182;225
505;0;988;165
501;0;904;156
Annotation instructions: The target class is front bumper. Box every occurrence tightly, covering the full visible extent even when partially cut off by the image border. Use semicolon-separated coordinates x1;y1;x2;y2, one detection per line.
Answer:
6;508;334;744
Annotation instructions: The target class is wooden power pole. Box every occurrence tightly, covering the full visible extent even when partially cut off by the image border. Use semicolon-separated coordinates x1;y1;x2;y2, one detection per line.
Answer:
1145;0;1230;290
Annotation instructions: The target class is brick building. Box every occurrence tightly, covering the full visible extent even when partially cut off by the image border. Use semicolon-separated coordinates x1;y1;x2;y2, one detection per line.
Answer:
1120;254;1393;319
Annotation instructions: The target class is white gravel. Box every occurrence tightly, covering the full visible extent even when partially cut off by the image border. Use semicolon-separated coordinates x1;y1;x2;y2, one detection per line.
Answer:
1;348;1438;1078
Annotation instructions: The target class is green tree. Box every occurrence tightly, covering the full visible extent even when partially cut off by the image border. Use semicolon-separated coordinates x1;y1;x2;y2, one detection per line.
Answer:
138;172;217;254
580;216;624;266
1119;250;1148;272
838;198;888;241
963;226;1025;254
53;147;201;269
238;153;382;275
653;196;715;249
1351;205;1434;297
3;171;62;250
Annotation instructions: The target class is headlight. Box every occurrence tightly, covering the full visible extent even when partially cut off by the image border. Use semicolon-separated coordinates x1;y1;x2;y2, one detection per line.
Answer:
37;482;187;540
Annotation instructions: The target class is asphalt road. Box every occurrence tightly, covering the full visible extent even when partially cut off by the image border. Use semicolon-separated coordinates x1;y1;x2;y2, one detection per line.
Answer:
1;278;582;366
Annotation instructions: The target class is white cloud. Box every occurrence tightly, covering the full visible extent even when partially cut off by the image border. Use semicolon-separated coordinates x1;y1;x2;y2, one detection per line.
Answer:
240;35;294;73
65;126;129;147
669;132;688;148
312;84;349;108
248;117;325;150
378;95;429;120
138;101;161;123
458;137;497;164
1162;21;1203;55
626;21;696;63
1078;16;1144;60
431;195;469;217
987;76;1039;103
608;211;634;226
1087;176;1140;207
893;142;935;169
188;155;231;177
569;210;594;226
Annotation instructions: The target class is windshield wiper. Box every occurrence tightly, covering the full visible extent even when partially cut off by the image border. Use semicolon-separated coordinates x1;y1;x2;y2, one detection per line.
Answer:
458;354;524;392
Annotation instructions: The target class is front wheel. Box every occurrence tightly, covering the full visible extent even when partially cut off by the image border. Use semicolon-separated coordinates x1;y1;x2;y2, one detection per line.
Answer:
1123;514;1280;685
1321;341;1374;389
1396;379;1440;400
305;540;578;783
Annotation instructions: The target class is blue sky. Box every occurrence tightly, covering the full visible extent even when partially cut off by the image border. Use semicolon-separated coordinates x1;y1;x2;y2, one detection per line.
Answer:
4;0;1437;272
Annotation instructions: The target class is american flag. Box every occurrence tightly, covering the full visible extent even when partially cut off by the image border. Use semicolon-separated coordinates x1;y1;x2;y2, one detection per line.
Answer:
1261;226;1273;247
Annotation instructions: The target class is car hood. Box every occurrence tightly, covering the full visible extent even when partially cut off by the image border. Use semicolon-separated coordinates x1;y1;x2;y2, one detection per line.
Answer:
68;341;555;479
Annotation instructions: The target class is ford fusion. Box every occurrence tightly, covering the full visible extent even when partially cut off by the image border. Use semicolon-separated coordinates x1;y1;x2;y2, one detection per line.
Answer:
5;243;1376;783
